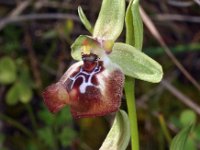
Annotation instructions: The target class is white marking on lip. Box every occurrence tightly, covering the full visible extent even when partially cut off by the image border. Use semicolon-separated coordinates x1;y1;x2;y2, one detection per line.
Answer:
69;62;101;93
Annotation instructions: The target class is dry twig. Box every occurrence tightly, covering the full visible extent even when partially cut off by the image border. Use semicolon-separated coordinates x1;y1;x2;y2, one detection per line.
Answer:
140;7;200;92
137;72;200;116
154;14;200;23
9;0;32;17
193;0;200;6
24;32;42;90
167;0;194;7
161;80;200;115
0;0;32;30
34;1;79;10
0;13;79;31
137;71;177;108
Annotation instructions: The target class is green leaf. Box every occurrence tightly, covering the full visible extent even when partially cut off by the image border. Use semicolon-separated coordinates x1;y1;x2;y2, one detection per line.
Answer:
6;83;19;105
170;124;193;150
71;35;100;60
93;0;125;41
194;125;200;141
37;127;55;148
6;81;32;105
18;82;32;103
27;141;39;150
18;63;33;87
0;56;17;84
38;107;55;126
180;109;196;127
55;107;72;126
58;127;76;147
99;110;130;150
0;135;7;150
109;43;163;83
4;41;20;53
125;0;143;50
184;138;197;150
0;134;5;144
78;6;93;34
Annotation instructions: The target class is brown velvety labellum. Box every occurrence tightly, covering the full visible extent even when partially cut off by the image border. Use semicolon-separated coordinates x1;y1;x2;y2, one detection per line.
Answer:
42;53;124;119
70;69;124;119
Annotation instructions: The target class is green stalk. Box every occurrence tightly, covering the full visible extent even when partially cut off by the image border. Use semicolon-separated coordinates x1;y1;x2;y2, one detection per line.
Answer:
0;112;32;137
125;0;142;148
25;104;37;130
124;76;139;150
158;114;172;144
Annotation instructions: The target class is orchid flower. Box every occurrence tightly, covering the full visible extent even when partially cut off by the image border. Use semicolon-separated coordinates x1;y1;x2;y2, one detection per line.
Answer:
42;0;163;119
42;39;124;118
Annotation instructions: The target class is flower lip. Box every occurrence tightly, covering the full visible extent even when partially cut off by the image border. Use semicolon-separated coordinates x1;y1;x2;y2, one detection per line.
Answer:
43;50;125;119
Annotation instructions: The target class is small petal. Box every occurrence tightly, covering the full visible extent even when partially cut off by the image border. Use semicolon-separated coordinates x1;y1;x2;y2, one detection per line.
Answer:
70;67;124;118
71;35;115;61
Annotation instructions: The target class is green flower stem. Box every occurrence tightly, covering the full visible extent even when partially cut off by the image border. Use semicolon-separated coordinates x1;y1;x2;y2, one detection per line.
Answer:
0;112;32;137
158;114;172;144
124;76;139;150
25;104;37;130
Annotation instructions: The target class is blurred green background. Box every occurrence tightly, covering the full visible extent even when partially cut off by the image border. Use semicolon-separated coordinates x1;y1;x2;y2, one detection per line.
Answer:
0;0;200;150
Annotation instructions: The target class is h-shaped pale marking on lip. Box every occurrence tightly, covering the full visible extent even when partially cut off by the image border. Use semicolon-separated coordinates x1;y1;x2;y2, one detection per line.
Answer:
69;61;101;93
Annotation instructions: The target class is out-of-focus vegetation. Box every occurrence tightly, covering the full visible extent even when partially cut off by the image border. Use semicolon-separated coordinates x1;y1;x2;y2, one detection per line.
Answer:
0;0;200;150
